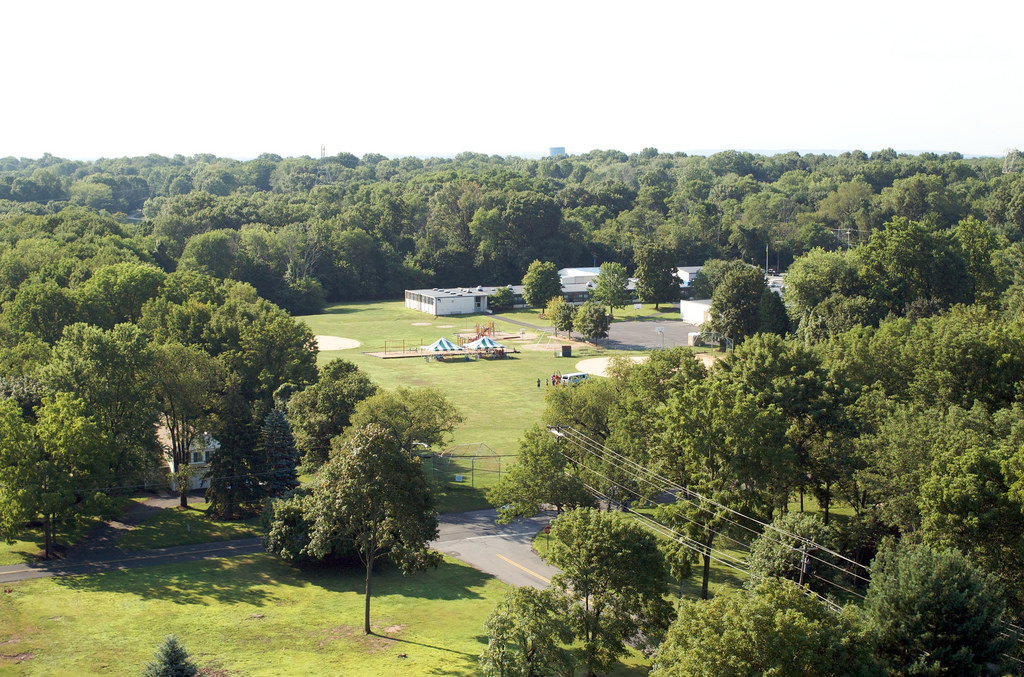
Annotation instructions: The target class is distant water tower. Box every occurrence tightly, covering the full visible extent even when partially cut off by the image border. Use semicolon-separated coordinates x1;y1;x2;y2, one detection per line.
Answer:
549;147;566;157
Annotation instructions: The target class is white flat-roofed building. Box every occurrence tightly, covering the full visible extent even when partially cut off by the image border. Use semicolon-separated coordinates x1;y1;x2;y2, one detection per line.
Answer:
558;267;601;285
405;286;493;316
680;299;712;326
676;266;702;286
405;264;642;316
405;280;624;316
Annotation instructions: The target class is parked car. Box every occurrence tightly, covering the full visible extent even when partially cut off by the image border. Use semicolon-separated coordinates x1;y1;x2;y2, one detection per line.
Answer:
560;372;590;386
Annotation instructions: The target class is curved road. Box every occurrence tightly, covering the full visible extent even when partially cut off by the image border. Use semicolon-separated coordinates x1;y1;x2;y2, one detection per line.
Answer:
1;504;559;589
434;508;560;589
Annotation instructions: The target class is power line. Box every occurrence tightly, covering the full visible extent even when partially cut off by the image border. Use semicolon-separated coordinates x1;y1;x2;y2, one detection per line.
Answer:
550;424;1024;659
551;426;872;589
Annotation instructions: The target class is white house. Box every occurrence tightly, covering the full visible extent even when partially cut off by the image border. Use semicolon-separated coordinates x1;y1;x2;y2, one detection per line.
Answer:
163;431;219;491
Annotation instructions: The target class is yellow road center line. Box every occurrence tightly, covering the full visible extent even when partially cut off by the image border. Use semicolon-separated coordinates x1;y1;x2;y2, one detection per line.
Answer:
495;554;550;584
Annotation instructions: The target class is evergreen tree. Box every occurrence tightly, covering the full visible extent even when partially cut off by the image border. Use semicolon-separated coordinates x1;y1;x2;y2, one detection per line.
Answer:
263;407;300;498
756;287;790;336
143;635;198;677
865;543;1010;676
205;375;262;519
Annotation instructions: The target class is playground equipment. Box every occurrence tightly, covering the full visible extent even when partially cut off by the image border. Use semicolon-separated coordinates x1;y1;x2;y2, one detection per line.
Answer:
383;338;424;355
473;321;497;339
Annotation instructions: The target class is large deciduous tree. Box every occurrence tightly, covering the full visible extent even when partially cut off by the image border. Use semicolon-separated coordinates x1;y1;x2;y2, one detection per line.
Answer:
286;358;378;468
633;241;678;309
487;425;596;524
545;295;576;337
348;386;462;455
40;322;158;481
522;259;563;309
656;377;789;599
306;425;442;634
572;301;610;340
708;265;765;342
548;508;673;676
591;262;630;318
152;343;224;508
0;394;111;559
651;579;878;677
479;586;573;677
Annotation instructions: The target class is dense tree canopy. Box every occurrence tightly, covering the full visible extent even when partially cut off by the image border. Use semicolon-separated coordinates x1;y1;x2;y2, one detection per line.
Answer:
652;579;878;677
3;147;1024;666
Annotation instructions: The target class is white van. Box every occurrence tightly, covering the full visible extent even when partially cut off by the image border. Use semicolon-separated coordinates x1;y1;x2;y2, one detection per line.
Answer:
560;372;590;386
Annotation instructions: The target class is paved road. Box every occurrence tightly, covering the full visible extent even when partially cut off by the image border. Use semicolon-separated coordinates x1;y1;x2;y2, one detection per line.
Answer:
433;508;560;589
1;501;559;589
0;538;264;584
0;493;265;584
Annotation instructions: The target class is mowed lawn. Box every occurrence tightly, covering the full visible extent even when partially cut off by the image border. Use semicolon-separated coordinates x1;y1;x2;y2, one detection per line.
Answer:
0;554;506;676
297;301;613;458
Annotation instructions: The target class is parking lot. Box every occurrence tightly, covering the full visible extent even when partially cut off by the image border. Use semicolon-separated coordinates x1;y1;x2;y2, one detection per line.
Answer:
596;313;701;351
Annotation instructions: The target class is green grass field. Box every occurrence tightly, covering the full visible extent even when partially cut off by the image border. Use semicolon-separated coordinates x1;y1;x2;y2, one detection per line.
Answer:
117;503;262;551
0;552;648;676
0;553;506;676
297;301;628;458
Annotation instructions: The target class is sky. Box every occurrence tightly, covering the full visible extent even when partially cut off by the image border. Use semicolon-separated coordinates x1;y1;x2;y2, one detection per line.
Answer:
4;0;1022;161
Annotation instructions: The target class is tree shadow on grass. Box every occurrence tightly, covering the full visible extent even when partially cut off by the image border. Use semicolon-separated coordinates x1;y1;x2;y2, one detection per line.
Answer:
49;552;492;607
297;556;492;602
50;554;282;607
373;633;478;657
315;304;359;316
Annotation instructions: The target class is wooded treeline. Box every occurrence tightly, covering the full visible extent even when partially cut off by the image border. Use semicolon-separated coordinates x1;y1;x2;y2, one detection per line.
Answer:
3;148;1023;315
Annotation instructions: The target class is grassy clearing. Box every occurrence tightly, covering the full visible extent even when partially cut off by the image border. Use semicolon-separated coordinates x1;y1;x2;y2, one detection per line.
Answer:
297;302;623;458
117;502;262;551
0;553;648;676
0;553;503;676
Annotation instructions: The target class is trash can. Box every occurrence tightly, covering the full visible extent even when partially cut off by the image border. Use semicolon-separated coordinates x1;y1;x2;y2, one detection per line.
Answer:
561;345;572;358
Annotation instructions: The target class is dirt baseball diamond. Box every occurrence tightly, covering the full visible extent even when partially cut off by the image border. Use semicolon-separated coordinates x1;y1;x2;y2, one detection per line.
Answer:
575;352;717;377
315;335;361;351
